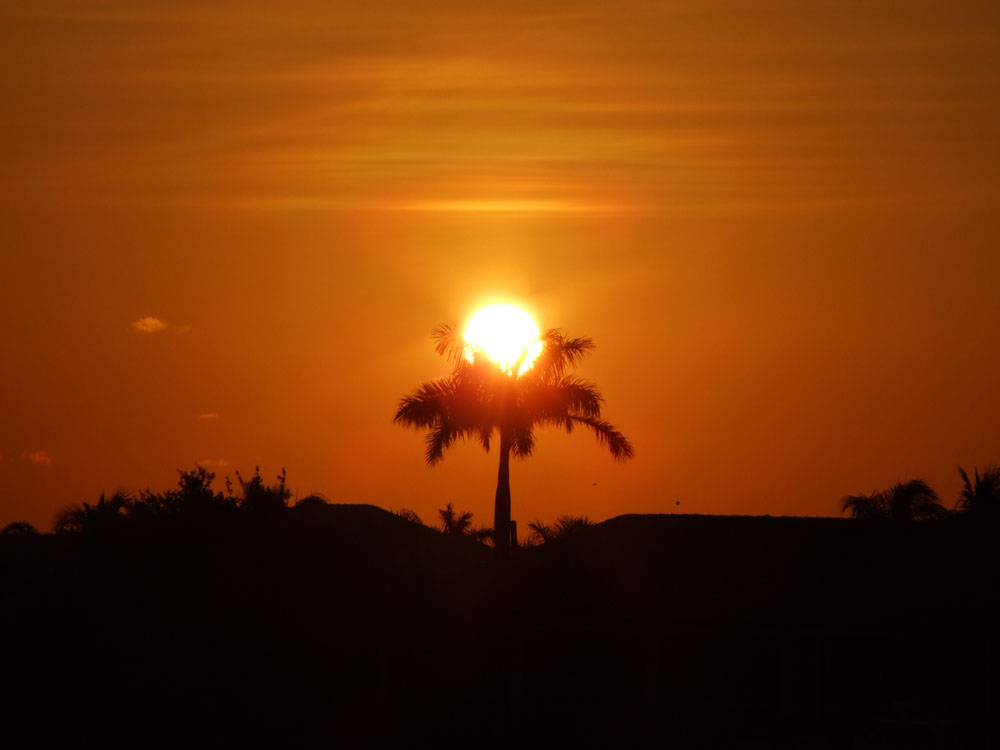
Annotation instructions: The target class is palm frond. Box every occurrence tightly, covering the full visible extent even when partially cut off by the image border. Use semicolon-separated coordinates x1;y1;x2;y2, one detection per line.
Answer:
425;424;455;465
886;479;944;521
431;321;468;364
554;515;592;536
393;507;423;525
843;480;946;520
468;525;494;544
53;504;85;533
841;492;887;519
568;415;635;461
522;376;603;420
477;425;493;452
531;329;595;379
511;427;536;458
955;464;1000;514
394;379;456;427
528;520;553;543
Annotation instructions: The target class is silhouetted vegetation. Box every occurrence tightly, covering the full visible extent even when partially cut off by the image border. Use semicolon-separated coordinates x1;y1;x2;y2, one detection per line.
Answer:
49;466;296;535
841;479;948;520
54;489;134;534
231;466;291;514
527;515;593;544
0;520;38;535
956;464;1000;517
395;324;633;555
438;502;492;543
131;465;234;528
392;507;423;525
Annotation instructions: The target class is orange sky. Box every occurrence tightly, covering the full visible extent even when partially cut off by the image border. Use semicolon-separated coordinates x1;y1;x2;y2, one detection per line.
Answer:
2;1;999;529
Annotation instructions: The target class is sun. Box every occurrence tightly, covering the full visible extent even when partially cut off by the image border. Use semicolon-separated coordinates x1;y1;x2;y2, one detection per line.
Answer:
464;303;543;376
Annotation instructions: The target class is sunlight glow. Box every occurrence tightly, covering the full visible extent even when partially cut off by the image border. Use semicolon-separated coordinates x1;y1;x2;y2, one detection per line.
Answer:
464;304;543;376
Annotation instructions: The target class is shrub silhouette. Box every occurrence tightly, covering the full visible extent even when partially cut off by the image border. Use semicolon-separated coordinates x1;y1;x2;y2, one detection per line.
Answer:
232;466;291;514
131;466;235;529
1;521;39;535
294;493;329;509
395;322;633;555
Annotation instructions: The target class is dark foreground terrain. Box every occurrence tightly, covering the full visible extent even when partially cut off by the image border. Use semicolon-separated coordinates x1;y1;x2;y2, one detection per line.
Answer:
2;508;996;748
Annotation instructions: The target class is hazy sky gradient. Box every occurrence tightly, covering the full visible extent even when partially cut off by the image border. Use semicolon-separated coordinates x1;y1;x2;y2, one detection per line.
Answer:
2;0;999;527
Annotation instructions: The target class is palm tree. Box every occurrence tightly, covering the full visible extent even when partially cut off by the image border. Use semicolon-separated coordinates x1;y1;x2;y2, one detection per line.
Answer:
956;464;1000;517
438;502;474;535
841;479;947;521
395;323;633;556
438;502;493;543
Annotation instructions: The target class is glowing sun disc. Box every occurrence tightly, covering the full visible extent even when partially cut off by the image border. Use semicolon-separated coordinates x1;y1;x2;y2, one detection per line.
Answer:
464;304;543;375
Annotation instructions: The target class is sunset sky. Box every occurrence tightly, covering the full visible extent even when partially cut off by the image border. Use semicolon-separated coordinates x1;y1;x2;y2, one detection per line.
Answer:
2;1;999;529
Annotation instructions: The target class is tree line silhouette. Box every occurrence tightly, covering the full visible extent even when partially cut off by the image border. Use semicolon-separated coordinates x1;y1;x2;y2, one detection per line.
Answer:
2;462;998;537
840;465;1000;520
0;465;597;543
3;464;997;747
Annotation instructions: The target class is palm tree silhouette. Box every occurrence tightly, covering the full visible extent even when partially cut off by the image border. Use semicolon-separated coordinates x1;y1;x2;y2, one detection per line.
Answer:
438;502;474;535
438;502;493;543
395;322;633;556
956;464;1000;517
841;479;947;521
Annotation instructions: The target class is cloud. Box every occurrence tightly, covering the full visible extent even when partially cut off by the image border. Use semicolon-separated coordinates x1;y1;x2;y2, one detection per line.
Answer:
131;316;168;334
173;324;193;335
197;412;221;421
23;450;53;466
198;458;231;468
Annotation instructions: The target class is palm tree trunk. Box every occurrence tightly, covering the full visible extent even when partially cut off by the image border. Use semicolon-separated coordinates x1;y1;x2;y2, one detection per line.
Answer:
494;433;512;557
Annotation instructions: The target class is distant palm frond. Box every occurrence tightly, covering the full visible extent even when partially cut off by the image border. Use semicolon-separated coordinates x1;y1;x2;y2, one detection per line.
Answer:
528;515;592;544
841;491;886;519
53;489;134;533
554;515;592;536
393;508;423;525
842;479;945;521
528;520;553;544
956;464;1000;516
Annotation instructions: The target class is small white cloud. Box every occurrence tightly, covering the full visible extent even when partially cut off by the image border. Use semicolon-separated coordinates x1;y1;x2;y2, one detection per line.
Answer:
23;450;53;466
173;324;193;335
131;316;168;334
199;458;231;468
197;412;221;421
